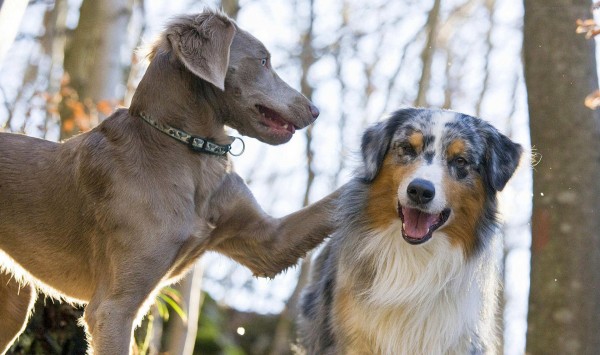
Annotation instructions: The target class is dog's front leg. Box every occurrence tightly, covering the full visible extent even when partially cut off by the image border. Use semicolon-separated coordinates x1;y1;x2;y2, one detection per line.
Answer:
84;296;138;354
82;238;182;355
84;281;163;355
207;173;343;278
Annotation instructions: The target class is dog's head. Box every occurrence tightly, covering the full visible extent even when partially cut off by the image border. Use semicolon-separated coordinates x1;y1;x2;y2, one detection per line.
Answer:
155;10;319;145
361;108;522;253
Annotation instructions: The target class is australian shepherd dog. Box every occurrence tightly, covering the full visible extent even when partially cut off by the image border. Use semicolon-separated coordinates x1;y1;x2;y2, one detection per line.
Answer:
298;108;522;354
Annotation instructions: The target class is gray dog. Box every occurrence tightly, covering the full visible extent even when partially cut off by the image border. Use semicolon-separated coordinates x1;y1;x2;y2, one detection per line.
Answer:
0;10;339;354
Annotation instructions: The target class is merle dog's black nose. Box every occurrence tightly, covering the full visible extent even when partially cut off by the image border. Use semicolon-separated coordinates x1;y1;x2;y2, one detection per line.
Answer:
309;104;320;119
407;179;435;204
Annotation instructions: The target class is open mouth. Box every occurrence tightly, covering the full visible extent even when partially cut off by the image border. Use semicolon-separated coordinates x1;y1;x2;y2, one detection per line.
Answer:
256;105;296;135
398;203;451;245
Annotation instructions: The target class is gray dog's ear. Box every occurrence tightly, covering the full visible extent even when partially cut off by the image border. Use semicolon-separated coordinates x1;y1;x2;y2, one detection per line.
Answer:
361;121;392;182
168;12;236;91
482;127;523;192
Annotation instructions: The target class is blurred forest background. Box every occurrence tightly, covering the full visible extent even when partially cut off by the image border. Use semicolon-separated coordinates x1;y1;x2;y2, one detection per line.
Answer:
1;0;599;354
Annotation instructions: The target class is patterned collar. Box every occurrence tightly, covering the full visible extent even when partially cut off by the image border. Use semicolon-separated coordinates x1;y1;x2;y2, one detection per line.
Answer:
139;112;244;156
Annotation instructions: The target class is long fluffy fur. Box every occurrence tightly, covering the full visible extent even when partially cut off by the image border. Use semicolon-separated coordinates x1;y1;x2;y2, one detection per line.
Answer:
298;108;522;354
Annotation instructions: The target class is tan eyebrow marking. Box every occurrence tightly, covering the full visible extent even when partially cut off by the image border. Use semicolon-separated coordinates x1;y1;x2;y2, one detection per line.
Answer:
407;132;424;154
447;139;466;158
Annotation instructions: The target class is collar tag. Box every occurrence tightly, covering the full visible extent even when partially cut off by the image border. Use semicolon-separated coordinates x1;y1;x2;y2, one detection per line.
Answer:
229;137;246;156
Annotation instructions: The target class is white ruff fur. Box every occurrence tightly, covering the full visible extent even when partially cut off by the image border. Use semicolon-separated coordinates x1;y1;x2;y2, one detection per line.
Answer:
346;220;496;354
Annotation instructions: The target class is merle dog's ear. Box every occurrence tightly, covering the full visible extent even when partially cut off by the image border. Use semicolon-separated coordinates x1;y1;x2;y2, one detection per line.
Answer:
361;121;392;182
168;12;236;91
483;127;523;191
361;109;418;182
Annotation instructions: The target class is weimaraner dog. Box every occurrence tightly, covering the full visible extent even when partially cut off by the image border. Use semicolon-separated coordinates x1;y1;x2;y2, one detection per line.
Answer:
0;10;340;354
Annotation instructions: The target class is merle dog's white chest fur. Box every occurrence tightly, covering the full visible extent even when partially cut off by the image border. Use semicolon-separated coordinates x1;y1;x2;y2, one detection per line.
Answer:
331;222;494;354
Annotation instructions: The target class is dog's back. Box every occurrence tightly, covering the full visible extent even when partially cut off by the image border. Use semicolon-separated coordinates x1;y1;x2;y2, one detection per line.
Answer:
298;108;522;354
0;132;78;256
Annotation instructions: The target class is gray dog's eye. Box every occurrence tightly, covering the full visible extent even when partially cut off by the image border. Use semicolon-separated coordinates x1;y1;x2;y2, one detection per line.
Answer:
261;58;268;67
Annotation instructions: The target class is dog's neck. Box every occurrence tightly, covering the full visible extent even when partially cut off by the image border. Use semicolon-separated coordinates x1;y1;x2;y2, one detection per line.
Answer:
129;51;231;146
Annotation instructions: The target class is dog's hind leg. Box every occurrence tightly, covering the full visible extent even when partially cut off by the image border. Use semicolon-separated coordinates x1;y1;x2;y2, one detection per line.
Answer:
0;272;35;355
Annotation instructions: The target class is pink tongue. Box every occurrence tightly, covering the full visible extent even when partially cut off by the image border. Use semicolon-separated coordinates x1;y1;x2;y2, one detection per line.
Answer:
401;207;440;239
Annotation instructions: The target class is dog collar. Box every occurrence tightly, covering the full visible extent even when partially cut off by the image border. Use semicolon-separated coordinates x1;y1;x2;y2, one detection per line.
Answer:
139;112;244;156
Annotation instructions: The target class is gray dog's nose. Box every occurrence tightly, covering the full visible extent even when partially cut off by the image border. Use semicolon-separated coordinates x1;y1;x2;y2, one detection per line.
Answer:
309;104;320;119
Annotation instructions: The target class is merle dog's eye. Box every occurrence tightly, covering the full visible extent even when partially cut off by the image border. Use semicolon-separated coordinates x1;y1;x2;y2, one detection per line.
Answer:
398;143;415;156
454;157;468;167
261;58;268;67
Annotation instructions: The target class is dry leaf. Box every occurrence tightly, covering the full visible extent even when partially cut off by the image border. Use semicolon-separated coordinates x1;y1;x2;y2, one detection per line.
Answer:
576;19;600;38
584;90;600;109
96;100;114;116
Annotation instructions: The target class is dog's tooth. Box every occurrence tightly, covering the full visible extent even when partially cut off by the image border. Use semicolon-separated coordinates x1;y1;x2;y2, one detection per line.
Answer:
283;124;288;129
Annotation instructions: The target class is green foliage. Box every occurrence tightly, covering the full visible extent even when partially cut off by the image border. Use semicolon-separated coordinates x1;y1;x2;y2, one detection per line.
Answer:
156;286;187;323
195;293;245;355
194;292;287;355
134;286;189;354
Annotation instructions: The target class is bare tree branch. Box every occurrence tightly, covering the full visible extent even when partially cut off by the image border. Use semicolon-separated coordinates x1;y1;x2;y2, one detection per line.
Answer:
415;0;441;107
40;0;68;138
443;49;454;109
475;0;496;116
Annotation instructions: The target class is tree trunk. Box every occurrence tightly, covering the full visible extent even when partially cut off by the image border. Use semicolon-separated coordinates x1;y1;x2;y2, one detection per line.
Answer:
63;0;133;101
60;0;134;139
414;0;441;107
41;0;68;137
162;263;204;355
221;0;240;20
524;0;600;353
